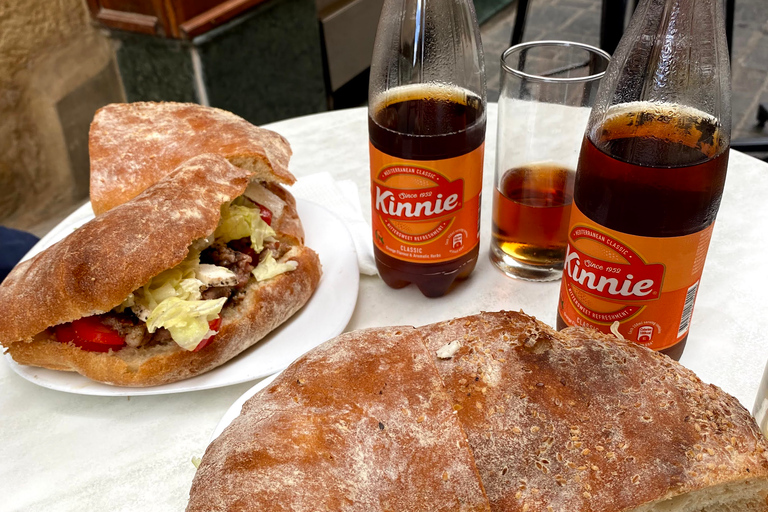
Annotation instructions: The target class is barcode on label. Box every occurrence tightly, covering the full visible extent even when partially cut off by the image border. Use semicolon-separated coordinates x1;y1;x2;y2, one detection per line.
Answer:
678;281;700;337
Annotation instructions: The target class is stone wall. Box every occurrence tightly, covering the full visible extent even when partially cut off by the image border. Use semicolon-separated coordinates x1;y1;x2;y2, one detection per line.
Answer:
0;0;124;234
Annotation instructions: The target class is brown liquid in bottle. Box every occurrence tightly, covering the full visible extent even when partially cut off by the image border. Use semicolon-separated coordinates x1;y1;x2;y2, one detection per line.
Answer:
556;104;728;360
369;86;486;297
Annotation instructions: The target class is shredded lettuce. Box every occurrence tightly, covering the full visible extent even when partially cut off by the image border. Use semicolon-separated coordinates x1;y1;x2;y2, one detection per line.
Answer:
214;203;275;252
123;254;203;313
146;297;226;351
252;252;298;282
122;251;219;350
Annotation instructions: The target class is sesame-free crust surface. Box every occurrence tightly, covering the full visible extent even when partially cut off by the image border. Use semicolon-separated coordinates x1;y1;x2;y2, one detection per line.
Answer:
422;311;768;511
89;102;294;215
187;326;491;512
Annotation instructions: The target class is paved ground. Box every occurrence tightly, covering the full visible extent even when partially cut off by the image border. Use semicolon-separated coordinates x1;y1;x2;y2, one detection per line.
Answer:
480;0;768;149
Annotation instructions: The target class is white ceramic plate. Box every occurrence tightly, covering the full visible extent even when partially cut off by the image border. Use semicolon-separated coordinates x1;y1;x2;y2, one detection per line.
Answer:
5;199;359;396
208;372;281;443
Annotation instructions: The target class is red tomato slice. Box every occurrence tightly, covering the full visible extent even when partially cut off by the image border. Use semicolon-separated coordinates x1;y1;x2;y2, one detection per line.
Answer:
193;317;222;352
256;203;273;226
55;317;126;353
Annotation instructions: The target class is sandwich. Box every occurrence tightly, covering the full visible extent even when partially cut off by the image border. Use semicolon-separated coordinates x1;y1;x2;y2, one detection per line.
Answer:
0;153;321;386
88;101;294;216
187;311;768;511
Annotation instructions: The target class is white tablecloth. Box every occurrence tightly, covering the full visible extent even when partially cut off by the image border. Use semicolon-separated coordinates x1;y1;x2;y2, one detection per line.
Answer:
4;105;768;511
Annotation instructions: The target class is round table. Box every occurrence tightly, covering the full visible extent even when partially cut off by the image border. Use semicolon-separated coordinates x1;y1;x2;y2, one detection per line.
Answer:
3;105;768;511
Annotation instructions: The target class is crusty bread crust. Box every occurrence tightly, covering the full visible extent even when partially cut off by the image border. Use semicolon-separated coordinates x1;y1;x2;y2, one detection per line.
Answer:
188;311;768;511
187;325;491;512
6;245;321;387
0;153;322;386
89;102;294;215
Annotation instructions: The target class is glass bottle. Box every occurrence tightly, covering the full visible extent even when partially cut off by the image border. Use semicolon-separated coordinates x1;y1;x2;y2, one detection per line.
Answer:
556;0;732;360
368;0;487;298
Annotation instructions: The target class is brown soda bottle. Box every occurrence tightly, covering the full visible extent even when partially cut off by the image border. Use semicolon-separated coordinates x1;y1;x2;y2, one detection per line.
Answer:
556;0;732;360
368;0;487;298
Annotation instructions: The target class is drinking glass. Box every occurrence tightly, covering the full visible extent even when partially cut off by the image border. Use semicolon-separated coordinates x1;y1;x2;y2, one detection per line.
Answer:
491;41;610;281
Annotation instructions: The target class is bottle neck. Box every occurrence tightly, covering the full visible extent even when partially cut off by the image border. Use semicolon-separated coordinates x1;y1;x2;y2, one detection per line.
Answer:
589;0;731;143
369;0;487;107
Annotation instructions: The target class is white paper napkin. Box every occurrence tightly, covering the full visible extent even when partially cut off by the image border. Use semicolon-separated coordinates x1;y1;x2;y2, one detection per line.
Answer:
288;172;378;276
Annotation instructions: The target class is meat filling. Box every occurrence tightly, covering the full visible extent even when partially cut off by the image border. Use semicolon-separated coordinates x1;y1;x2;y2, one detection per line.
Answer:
97;236;285;349
202;240;255;289
101;313;162;348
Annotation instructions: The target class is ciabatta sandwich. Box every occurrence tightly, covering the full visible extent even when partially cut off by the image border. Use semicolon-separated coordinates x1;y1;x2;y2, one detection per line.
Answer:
188;311;768;511
0;154;321;387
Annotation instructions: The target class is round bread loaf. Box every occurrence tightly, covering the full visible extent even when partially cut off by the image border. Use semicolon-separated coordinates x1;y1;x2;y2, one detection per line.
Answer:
188;311;768;511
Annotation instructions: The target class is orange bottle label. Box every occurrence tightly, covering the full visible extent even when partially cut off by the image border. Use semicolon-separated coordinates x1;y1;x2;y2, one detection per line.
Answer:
369;142;484;263
558;204;715;351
